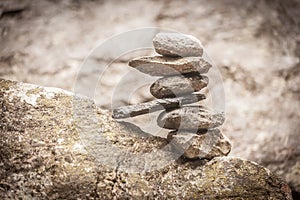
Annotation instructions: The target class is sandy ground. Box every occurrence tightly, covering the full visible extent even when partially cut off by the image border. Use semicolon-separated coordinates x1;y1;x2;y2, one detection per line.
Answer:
1;0;299;196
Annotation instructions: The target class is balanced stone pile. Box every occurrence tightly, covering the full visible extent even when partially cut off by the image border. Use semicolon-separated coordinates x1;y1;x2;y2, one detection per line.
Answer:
113;33;231;160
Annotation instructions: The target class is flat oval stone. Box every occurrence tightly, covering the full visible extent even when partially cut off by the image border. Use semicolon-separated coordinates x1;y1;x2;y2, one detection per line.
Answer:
167;129;231;159
128;56;211;76
150;73;208;99
153;33;203;57
157;106;225;130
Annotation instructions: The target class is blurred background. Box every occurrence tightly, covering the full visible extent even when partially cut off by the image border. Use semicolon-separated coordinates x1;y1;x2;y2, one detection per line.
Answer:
0;0;299;197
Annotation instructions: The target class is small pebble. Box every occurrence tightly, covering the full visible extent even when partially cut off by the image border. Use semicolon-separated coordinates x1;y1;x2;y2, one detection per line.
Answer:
167;128;231;159
157;106;225;130
150;73;208;99
153;32;203;57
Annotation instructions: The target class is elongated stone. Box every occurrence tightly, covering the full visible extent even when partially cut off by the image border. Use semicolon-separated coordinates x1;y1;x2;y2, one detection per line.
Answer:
157;106;225;130
167;129;231;159
153;33;203;57
128;56;211;76
150;73;208;99
112;93;206;119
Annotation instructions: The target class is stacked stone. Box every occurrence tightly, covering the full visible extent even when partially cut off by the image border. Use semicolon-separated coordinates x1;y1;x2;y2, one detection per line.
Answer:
113;33;231;160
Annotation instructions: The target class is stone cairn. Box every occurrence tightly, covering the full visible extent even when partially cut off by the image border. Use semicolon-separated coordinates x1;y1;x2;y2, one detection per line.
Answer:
113;33;231;160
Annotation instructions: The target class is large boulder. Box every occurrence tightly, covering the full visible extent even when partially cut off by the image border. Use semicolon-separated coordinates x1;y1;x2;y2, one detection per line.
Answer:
0;79;292;199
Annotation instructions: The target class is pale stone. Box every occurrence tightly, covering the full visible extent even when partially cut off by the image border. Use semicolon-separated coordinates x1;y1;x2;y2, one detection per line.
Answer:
167;129;231;159
0;79;292;199
128;56;211;76
157;106;225;130
153;33;203;57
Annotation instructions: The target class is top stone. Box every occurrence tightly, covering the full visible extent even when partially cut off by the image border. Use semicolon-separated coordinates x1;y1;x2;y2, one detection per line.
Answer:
153;33;203;57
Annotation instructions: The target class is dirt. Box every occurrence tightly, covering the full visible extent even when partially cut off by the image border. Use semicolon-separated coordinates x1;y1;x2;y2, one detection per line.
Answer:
0;0;299;197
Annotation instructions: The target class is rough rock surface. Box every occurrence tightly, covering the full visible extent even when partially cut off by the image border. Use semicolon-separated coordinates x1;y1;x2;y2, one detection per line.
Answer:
157;106;225;130
152;32;203;57
0;79;293;199
150;73;208;98
167;129;231;159
128;56;211;76
1;0;299;197
112;93;206;119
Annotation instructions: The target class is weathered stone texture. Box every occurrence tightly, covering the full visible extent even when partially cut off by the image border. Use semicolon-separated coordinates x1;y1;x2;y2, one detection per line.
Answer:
0;79;292;199
157;106;225;130
112;93;205;119
150;74;208;99
167;128;231;159
128;56;211;76
153;32;203;57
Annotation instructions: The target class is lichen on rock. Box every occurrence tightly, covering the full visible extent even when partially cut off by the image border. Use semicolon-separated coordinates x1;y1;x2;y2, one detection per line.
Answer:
0;79;293;199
